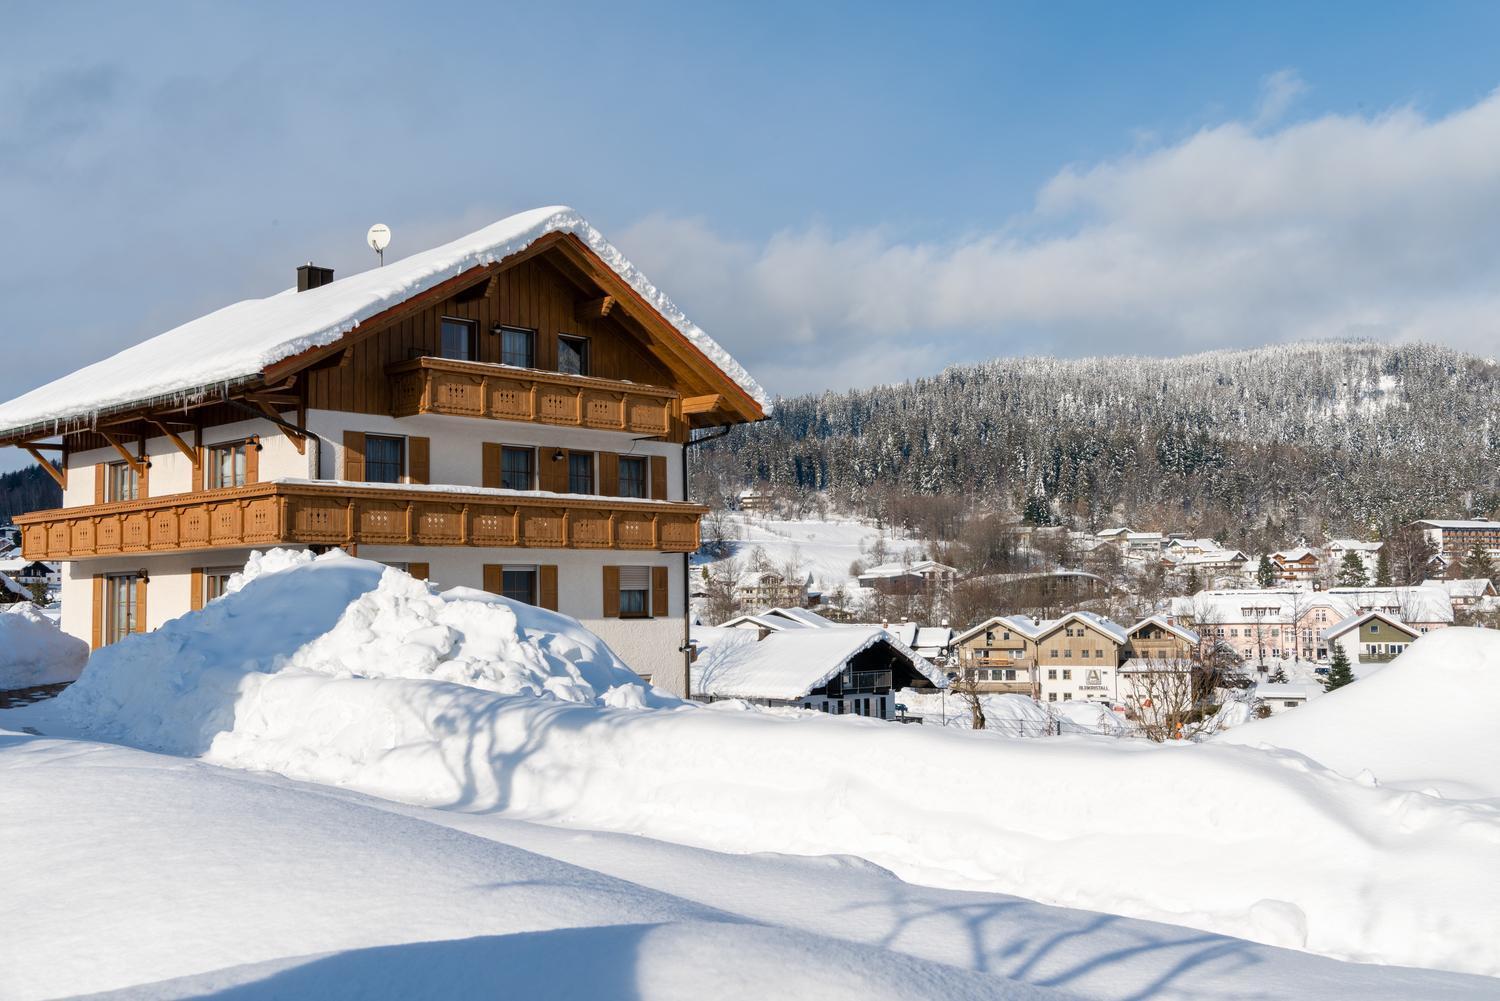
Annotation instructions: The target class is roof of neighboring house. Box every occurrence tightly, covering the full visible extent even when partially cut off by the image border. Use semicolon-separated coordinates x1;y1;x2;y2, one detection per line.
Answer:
1421;578;1498;598
0;207;768;441
1096;527;1135;538
912;626;954;652
693;626;943;701
1126;616;1200;646
717;613;807;633
0;572;32;599
1272;548;1321;564
1032;611;1129;645
1412;519;1500;530
1256;683;1316;700
1163;550;1248;568
1320;610;1420;642
1326;586;1454;624
1327;539;1383;552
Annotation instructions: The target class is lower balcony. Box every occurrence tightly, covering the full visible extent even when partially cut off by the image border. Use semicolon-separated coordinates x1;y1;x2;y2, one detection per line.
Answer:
17;481;706;559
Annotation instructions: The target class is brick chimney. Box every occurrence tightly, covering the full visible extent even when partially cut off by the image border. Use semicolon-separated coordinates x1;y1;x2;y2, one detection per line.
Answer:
297;263;334;292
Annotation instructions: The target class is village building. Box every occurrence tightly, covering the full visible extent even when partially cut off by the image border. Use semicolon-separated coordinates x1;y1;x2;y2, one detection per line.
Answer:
1412;518;1500;568
1160;549;1250;587
949;614;1045;696
0;208;767;695
1031;612;1129;703
1321;610;1420;665
1270;548;1322;585
1325;538;1382;578
1422;577;1498;610
856;559;959;596
692;625;943;719
737;568;814;609
1254;682;1315;715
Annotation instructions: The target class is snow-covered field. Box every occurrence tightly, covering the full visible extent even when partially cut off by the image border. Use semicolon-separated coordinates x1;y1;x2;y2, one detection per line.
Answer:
694;511;926;599
4;551;1499;997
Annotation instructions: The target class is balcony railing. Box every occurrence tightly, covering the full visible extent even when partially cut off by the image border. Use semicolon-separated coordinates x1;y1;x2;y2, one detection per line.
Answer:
16;481;705;560
387;357;680;437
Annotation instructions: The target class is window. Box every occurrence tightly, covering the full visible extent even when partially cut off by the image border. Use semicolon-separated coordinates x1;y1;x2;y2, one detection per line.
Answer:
105;573;139;645
618;565;650;617
1049;649;1058;658
208;441;249;489
105;461;139;502
501;446;535;491
203;569;236;604
1063;693;1073;701
1047;692;1058;702
365;435;404;484
1370;622;1380;633
500;326;535;368
1096;649;1104;658
1081;649;1091;658
440;317;475;360
557;334;589;376
1062;669;1072;680
501;567;537;605
1047;669;1057;680
618;456;647;499
568;452;594;494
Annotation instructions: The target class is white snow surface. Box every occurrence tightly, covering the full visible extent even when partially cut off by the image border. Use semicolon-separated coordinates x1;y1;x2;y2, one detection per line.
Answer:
11;555;1500;978
10;733;1497;1001
0;601;88;688
0;206;767;435
693;625;942;700
1217;627;1500;799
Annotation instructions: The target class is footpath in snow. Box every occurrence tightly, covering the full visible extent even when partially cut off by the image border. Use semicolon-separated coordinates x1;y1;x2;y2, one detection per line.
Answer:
7;551;1500;983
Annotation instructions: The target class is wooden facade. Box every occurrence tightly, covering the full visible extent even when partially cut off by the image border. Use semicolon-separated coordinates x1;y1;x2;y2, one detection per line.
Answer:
16;482;706;559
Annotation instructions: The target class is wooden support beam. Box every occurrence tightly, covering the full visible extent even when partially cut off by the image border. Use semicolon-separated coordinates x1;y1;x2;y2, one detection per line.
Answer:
681;394;723;415
244;392;301;407
18;441;64;451
254;400;308;455
486;274;500;298
100;432;147;474
147;420;200;465
575;295;615;321
23;446;66;489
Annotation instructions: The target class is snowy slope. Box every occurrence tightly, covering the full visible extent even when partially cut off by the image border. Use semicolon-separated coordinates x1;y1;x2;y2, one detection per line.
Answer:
695;512;926;599
1216;627;1500;799
0;206;767;436
5;730;1496;1001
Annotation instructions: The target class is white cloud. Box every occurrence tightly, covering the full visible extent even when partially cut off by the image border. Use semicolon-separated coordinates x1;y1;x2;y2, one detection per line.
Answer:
1253;68;1308;128
622;84;1500;398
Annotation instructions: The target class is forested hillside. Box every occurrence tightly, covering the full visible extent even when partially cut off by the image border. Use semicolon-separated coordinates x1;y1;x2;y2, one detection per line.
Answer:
694;342;1500;541
0;465;60;524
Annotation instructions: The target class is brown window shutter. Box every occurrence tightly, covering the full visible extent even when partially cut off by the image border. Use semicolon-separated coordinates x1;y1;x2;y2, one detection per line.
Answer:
190;568;204;611
482;443;502;489
539;565;558;610
245;440;260;484
540;449;568;493
407;562;430;581
94;464;105;504
343;431;366;481
599;452;619;497
651;566;669;617
602;566;620;618
408;436;430;484
483;564;502;594
91;574;104;649
649;455;667;500
135;576;148;633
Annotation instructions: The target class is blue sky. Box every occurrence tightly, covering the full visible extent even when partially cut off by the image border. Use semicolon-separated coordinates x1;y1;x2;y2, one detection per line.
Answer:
4;0;1500;455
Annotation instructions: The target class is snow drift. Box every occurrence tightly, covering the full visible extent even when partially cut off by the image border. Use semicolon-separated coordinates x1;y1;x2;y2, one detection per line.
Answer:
0;602;89;689
32;554;1500;977
1217;627;1500;799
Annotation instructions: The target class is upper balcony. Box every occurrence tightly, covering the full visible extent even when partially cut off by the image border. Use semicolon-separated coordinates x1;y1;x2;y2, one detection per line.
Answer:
387;357;681;438
16;480;706;560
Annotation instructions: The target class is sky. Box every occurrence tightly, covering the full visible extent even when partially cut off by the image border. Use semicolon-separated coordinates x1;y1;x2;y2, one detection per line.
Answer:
4;0;1500;454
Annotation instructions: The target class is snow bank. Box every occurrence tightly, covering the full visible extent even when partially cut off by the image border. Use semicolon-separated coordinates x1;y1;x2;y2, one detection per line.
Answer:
1052;700;1130;736
0;602;88;688
0;206;767;437
56;549;674;755
894;687;1057;736
1217;627;1500;799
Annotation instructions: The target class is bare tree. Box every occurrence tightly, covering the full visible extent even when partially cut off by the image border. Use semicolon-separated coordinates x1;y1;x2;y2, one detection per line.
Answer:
1119;656;1216;742
702;557;745;624
699;507;738;560
949;669;987;730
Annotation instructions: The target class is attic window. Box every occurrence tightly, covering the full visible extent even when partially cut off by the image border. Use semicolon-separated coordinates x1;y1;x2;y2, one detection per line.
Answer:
558;334;589;376
499;326;535;368
441;318;476;361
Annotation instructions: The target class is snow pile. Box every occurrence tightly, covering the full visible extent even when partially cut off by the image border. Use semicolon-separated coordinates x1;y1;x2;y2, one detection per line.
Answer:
0;206;767;437
1052;700;1129;735
1217;627;1500;799
56;549;674;756
0;601;89;688
894;688;1058;736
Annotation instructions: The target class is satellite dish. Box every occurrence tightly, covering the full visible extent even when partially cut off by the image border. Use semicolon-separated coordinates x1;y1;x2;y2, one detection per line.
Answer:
367;223;391;265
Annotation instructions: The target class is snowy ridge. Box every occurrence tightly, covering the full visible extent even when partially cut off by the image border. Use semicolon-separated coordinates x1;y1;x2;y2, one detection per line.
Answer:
0;206;768;437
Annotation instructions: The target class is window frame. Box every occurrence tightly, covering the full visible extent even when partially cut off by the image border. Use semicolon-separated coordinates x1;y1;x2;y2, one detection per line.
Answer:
617;564;652;619
105;461;139;502
557;334;590;377
618;456;647;499
498;325;536;369
202;566;238;605
439;316;477;361
500;445;536;491
104;572;140;645
501;565;539;606
363;434;406;484
207;440;250;490
568;451;595;495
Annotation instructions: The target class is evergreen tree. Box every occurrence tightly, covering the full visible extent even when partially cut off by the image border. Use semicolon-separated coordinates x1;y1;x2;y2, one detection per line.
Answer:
1461;544;1496;583
1268;665;1289;684
1324;643;1356;692
1335;551;1368;587
1022;494;1052;527
1374;547;1392;587
1184;567;1202;594
1256;555;1276;589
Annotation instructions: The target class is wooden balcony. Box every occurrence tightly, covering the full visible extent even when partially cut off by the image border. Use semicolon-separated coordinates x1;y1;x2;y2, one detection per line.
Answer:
387;357;680;438
16;481;706;560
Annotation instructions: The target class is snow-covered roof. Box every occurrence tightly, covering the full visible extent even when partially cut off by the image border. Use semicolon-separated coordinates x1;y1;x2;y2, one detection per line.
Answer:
912;626;954;652
1422;578;1497;598
1256;683;1315;700
0;207;768;439
763;607;840;628
1412;519;1500;530
717;613;806;632
1327;538;1382;552
694;626;943;700
1326;586;1454;624
1321;610;1419;641
1163;550;1248;567
0;571;32;599
1127;616;1200;646
1272;548;1320;563
1034;611;1129;644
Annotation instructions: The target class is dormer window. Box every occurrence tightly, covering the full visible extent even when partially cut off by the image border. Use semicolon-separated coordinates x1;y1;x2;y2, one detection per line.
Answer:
440;317;475;361
500;326;535;368
558;334;589;376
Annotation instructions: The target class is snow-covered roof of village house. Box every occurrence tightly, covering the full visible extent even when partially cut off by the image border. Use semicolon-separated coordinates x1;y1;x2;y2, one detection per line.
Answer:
1172;586;1454;624
1126;615;1200;646
1422;578;1497;598
1327;538;1382;551
693;626;943;701
0;206;768;439
1321;609;1419;641
1411;518;1500;530
1272;548;1320;563
1255;683;1315;700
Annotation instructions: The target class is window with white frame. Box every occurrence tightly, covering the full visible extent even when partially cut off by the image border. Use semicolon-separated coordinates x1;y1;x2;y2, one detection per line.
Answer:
618;565;650;618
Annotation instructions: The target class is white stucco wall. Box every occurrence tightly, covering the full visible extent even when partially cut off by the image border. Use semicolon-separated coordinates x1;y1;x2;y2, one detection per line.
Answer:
304;410;685;500
60;547;262;640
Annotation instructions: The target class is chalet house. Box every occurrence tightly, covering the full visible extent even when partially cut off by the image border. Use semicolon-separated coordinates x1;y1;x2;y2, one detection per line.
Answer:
1032;612;1129;703
950;614;1046;696
857;559;959;596
737;569;813;609
0;207;767;695
1160;549;1249;586
1270;548;1322;584
1422;577;1498;609
1325;539;1382;577
692;625;943;719
1413;518;1500;567
1321;610;1419;665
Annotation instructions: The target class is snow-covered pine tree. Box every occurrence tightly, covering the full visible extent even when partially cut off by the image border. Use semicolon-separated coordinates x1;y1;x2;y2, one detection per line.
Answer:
1461;544;1496;583
1324;643;1356;692
1336;551;1368;587
1268;665;1289;684
1256;555;1276;589
1374;547;1392;587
